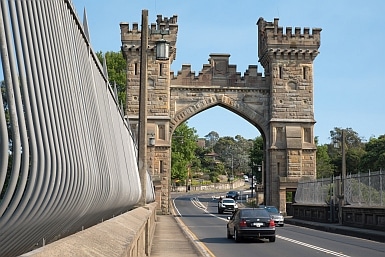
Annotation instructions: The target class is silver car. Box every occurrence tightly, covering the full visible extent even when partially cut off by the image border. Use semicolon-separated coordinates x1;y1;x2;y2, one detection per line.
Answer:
265;206;284;227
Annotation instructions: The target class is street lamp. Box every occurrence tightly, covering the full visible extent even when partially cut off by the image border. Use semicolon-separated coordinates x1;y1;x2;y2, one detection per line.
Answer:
137;10;171;206
334;129;346;224
251;163;262;203
229;152;234;182
251;163;256;198
156;38;169;60
148;132;155;146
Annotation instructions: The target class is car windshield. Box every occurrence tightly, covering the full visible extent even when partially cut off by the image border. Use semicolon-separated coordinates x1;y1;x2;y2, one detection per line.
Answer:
265;206;279;213
241;209;270;218
223;199;234;203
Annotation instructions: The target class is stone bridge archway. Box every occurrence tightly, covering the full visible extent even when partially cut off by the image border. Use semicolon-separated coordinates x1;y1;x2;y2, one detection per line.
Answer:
121;16;322;214
169;90;269;137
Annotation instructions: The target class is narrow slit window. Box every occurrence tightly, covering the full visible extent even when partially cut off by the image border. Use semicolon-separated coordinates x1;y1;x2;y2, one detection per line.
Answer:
160;160;164;173
134;63;138;75
279;66;283;79
303;67;307;80
158;125;165;140
304;128;311;143
159;63;163;76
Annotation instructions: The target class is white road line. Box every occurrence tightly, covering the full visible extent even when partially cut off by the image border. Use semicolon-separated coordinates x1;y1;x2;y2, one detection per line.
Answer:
190;197;208;210
176;196;351;257
277;235;351;257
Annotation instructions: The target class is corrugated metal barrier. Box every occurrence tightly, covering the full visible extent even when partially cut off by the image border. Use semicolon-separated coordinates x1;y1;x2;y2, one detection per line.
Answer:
0;1;154;256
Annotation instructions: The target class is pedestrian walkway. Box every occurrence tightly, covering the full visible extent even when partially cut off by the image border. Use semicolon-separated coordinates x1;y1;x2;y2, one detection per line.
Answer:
150;214;203;257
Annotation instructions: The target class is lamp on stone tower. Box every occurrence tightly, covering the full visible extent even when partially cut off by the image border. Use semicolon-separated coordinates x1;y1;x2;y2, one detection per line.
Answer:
156;38;169;60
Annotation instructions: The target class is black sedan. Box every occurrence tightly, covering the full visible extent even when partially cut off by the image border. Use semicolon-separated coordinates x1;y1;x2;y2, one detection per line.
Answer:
226;208;276;242
225;191;239;200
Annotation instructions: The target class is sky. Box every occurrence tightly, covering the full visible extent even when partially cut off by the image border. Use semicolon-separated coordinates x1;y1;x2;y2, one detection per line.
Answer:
2;0;385;145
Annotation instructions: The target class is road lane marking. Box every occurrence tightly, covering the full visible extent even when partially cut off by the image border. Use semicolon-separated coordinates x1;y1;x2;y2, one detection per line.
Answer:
191;197;208;210
175;195;352;257
277;235;351;257
172;196;215;257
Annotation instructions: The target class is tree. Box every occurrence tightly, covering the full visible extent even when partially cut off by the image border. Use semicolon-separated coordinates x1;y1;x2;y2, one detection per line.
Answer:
327;127;366;175
361;135;385;171
233;135;254;176
316;144;335;178
96;51;126;106
171;122;199;183
213;136;236;176
249;136;264;183
204;131;219;149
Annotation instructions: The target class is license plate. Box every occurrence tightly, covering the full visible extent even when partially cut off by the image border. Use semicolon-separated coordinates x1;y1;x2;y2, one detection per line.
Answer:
253;222;263;227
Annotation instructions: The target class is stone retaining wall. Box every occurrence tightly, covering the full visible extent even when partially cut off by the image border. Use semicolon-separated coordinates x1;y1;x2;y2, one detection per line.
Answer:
172;179;245;192
291;203;385;232
21;202;158;257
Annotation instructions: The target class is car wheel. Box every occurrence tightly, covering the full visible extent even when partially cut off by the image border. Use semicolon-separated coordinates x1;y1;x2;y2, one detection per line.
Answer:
280;224;284;227
234;229;242;243
269;236;276;242
227;228;232;239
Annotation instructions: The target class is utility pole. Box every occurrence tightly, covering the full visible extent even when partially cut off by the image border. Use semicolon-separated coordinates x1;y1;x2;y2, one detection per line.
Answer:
138;9;148;206
340;129;346;224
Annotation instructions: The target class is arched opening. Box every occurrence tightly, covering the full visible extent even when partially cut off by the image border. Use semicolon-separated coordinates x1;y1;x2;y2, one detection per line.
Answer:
170;105;267;205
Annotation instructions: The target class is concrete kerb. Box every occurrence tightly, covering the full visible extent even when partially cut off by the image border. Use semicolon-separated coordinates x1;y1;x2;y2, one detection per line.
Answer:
170;197;215;257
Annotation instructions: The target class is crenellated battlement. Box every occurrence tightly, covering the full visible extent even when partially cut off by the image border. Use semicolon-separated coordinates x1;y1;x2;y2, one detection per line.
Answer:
258;17;321;47
120;14;178;60
120;15;178;35
171;54;266;88
257;17;322;68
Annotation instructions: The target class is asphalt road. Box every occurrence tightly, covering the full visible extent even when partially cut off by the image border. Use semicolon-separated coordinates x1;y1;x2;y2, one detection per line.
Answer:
173;192;385;257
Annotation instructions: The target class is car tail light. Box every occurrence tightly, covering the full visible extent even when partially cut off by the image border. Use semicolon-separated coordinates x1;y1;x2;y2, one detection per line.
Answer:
239;219;247;227
269;219;275;227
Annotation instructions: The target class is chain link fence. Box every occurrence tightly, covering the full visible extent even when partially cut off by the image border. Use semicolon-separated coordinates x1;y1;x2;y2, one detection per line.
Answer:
295;177;335;204
295;170;385;207
345;170;385;206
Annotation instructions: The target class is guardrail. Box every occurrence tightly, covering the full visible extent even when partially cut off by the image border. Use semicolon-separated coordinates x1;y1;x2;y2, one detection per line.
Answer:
21;202;158;257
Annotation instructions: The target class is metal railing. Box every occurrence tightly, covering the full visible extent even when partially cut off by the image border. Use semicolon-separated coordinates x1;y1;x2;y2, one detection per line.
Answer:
0;1;154;256
295;170;385;207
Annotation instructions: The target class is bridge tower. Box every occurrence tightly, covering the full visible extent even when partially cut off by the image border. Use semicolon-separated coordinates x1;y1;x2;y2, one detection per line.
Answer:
257;18;322;207
120;14;178;214
121;15;322;214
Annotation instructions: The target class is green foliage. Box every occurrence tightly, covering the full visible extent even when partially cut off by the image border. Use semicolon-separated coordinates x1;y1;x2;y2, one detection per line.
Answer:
212;135;254;177
327;127;366;175
204;131;219;149
213;136;236;157
171;122;198;181
316;144;335;178
249;136;264;182
96;51;127;105
361;135;385;171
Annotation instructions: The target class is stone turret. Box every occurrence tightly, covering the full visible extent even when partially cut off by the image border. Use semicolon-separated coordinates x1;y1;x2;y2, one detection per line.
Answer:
257;17;321;73
256;18;322;207
120;15;178;61
120;14;179;214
